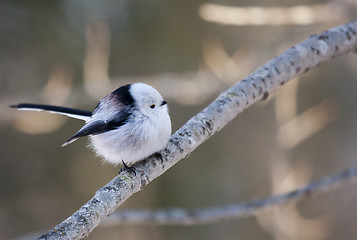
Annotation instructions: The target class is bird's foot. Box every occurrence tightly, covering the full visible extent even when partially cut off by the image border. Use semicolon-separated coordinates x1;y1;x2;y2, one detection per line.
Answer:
153;152;163;163
119;160;136;176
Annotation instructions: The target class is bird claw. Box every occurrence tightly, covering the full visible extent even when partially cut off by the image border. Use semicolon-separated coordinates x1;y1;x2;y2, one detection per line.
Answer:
119;160;136;176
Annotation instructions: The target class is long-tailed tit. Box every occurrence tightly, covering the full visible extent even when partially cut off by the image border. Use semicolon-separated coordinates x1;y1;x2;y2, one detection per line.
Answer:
12;83;172;173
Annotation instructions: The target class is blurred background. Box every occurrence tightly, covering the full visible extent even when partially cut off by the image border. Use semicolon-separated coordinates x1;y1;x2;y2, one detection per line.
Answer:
1;0;357;239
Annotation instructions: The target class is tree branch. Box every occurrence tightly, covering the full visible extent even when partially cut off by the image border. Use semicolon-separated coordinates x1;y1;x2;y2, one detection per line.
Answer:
101;166;357;225
39;21;357;239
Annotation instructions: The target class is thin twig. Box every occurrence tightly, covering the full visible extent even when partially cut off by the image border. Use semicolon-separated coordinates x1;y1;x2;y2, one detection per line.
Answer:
102;166;357;225
39;21;357;239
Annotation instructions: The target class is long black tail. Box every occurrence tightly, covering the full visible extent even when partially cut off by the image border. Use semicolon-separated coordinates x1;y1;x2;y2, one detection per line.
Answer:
11;103;92;121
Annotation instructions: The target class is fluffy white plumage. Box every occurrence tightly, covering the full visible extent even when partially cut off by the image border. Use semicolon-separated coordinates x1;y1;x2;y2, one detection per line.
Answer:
12;83;172;167
89;83;171;166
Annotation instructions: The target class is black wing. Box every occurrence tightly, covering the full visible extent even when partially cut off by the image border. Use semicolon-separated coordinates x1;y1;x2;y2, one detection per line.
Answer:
62;111;131;146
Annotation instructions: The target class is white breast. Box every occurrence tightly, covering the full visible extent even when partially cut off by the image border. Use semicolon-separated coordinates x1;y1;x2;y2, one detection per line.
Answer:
89;110;171;166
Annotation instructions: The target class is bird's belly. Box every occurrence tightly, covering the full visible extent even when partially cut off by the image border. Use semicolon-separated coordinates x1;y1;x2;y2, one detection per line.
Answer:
89;120;170;166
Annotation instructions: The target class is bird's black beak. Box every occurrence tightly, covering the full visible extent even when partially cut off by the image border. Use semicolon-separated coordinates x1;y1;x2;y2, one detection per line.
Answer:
161;100;167;106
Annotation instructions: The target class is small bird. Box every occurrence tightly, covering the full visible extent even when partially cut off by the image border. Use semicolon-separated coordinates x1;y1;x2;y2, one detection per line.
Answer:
11;83;172;173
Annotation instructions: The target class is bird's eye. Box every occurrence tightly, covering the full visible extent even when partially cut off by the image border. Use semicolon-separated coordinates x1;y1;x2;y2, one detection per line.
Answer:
150;104;156;109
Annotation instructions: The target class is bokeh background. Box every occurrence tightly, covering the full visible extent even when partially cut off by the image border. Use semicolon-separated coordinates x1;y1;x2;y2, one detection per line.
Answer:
1;0;357;239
